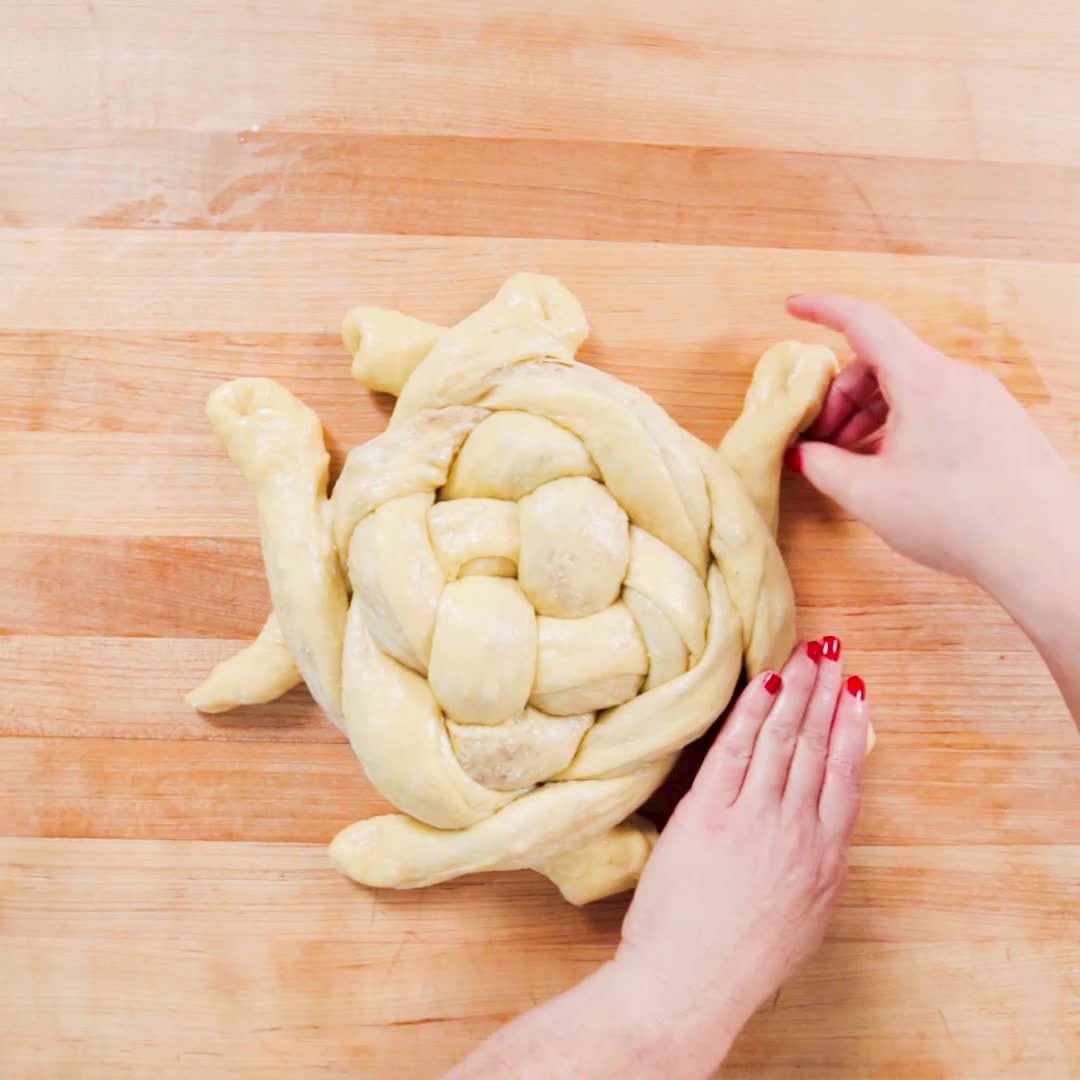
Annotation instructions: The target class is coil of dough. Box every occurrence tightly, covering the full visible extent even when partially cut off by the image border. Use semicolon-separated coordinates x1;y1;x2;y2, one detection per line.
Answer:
187;273;864;905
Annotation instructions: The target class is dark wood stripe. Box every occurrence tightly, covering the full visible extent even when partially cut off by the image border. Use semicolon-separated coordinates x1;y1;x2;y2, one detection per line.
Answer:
3;131;1079;260
0;537;268;637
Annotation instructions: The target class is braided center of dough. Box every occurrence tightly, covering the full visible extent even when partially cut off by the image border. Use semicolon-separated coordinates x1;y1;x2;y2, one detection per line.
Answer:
187;274;840;905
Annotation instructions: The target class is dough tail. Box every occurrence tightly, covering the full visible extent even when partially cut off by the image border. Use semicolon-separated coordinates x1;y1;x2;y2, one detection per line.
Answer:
720;341;838;533
186;613;301;713
535;815;658;905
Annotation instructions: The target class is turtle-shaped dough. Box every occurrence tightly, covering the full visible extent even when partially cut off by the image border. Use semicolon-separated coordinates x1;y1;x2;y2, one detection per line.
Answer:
188;274;839;904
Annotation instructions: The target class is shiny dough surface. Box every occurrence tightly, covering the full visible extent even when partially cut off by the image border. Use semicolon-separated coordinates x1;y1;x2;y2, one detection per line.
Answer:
188;274;856;905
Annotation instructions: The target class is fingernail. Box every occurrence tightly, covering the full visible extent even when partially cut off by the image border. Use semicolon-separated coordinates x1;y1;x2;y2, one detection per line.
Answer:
822;635;842;662
786;293;803;302
806;640;822;663
783;445;803;474
846;675;866;700
763;672;783;695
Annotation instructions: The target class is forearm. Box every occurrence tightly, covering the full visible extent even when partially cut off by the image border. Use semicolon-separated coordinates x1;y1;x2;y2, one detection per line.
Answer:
448;957;749;1080
974;465;1080;730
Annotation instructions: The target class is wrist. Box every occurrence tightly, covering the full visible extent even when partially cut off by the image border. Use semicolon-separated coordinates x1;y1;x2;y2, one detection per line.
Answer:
971;465;1080;623
602;951;755;1076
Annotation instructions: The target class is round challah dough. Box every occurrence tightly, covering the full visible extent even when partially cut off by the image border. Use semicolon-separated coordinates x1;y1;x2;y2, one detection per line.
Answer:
187;274;856;905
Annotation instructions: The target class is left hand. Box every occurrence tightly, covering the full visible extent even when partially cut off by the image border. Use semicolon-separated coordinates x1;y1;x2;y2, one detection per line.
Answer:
614;639;870;1066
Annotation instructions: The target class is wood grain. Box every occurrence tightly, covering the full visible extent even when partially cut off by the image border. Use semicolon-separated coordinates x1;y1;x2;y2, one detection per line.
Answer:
3;735;1077;845
0;229;1064;339
3;839;1078;1078
7;2;1080;164
2;634;1074;750
4;1;1080;1076
4;132;1080;261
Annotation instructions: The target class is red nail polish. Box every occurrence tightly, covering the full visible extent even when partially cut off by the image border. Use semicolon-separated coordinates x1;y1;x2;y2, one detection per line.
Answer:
783;446;803;474
763;672;783;695
822;635;842;661
806;640;822;662
846;675;866;700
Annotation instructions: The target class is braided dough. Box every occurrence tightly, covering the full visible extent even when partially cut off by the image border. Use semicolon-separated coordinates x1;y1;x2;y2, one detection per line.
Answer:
188;274;845;904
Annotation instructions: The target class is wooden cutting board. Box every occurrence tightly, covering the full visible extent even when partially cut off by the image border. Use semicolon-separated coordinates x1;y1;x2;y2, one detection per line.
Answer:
3;2;1079;1076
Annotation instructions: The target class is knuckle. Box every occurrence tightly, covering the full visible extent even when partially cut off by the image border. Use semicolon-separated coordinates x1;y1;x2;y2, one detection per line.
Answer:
815;660;844;689
797;728;830;756
765;722;800;747
820;846;846;881
791;824;818;857
851;302;897;341
719;738;755;765
819;847;848;889
827;754;863;786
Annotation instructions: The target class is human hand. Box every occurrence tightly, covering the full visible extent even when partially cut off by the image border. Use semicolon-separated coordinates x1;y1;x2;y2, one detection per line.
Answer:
782;294;1072;589
614;639;869;1070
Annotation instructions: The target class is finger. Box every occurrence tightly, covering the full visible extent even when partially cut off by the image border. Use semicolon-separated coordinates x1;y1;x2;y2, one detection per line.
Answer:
831;391;889;448
856;429;886;455
786;440;883;518
693;670;783;809
741;643;822;803
807;360;881;440
786;294;924;391
818;676;870;843
782;639;844;812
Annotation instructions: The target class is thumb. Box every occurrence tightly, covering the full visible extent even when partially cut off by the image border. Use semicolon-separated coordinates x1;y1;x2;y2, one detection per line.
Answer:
787;440;881;517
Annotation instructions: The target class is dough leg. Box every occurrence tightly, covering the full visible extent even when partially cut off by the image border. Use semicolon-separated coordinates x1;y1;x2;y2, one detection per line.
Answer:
329;757;673;891
186;613;301;713
342;308;444;396
205;378;349;729
191;406;487;715
720;341;838;533
535;815;658;905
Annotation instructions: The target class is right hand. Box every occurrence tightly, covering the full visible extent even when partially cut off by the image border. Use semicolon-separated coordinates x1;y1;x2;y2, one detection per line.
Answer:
618;640;868;1030
783;294;1072;589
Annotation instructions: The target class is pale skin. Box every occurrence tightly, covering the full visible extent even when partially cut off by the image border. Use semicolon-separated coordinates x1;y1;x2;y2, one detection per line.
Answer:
452;296;1080;1078
786;294;1080;729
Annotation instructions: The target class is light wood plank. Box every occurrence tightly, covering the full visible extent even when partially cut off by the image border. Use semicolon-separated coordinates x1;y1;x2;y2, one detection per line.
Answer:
3;838;1076;953
1;232;1070;466
0;233;1071;404
3;838;1077;1078
0;233;1068;435
0;328;1054;440
726;937;1080;1077
0;633;1073;750
0;529;1035;639
0;537;271;637
3;132;1079;261
0;637;330;741
3;433;255;536
2;736;1076;845
0;737;376;841
0;229;1013;337
0;329;360;435
8;425;1077;536
12;0;1080;69
6;2;1080;164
